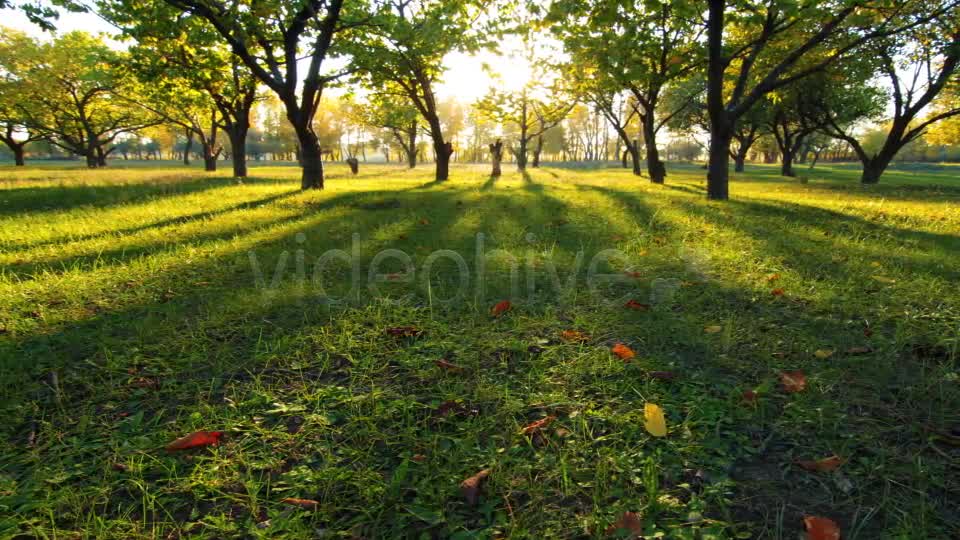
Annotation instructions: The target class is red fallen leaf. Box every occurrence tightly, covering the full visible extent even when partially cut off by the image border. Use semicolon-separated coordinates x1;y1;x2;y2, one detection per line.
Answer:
435;359;464;372
385;273;402;281
604;511;643;537
561;330;590;342
281;498;319;509
623;271;642;278
863;326;873;337
612;343;636;360
803;515;841;540
742;390;758;403
112;462;129;472
624;299;651;310
165;430;223;451
419;218;430;225
460;469;490;505
796;455;844;472
766;273;781;282
411;454;426;462
520;415;556;435
491;300;511;317
771;288;786;296
781;370;807;393
386;326;422;337
648;371;676;380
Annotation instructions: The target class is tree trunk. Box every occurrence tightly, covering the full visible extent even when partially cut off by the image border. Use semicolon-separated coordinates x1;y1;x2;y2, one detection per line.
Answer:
517;136;528;171
96;147;108;167
532;134;543;167
202;143;218;172
407;125;417;168
489;140;503;177
860;154;893;184
781;150;796;177
296;127;324;189
434;141;452;181
228;124;249;178
346;157;359;174
642;114;665;183
706;0;731;200
734;152;746;172
12;143;25;166
183;130;193;166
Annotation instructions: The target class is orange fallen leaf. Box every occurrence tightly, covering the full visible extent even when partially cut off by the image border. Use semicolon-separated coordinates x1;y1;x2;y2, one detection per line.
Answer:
491;300;511;317
605;511;643;537
520;415;556;435
796;455;844;472
386;326;422;337
766;273;781;282
704;325;722;334
165;431;223;451
460;469;490;505
281;498;319;509
435;359;464;372
623;271;642;278
781;370;807;393
611;343;635;360
411;454;426;462
561;329;590;342
771;288;786;296
803;515;841;540
624;299;650;311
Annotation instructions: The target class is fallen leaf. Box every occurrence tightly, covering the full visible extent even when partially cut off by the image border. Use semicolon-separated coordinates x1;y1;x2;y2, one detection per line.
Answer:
419;218;430;225
814;349;835;359
846;346;872;355
624;271;642;278
624;299;651;311
766;273;781;282
704;325;722;334
385;273;402;280
611;343;635;360
803;515;841;540
871;275;896;284
561;330;590;342
604;511;643;537
281;498;319;510
520;415;556;435
165;431;223;451
460;469;490;505
491;300;511;317
386;326;422;337
771;288;786;296
781;370;807;393
527;344;544;354
411;454;426;462
111;462;129;472
796;455;844;472
863;326;874;337
647;371;676;380
742;389;758;403
434;400;462;417
435;359;464;372
643;403;667;437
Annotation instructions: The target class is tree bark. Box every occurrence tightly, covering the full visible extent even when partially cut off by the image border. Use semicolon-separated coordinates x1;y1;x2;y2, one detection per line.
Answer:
641;114;665;183
532;134;543;167
346;157;359;174
228;123;249;178
407;125;417;168
11;143;25;166
706;0;731;200
489;140;503;177
202;143;218;172
434;140;453;180
781;150;796;177
297;128;324;189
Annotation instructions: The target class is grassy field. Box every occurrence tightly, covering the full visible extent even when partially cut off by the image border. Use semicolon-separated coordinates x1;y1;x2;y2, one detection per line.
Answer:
0;160;958;539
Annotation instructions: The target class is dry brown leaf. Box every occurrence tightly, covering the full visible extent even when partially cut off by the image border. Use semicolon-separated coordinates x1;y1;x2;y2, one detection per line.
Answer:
781;370;807;393
796;455;844;472
604;511;643;537
611;343;635;360
520;415;556;435
460;469;491;505
561;330;590;342
281;498;319;509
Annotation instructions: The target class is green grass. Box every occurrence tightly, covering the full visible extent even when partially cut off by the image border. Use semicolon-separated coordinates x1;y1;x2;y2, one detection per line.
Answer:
0;160;958;539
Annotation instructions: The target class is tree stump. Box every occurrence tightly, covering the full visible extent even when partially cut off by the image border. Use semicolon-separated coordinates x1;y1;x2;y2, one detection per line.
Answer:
346;157;359;175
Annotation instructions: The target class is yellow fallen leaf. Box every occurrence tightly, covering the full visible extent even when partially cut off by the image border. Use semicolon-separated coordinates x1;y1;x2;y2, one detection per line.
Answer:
871;275;896;284
704;325;722;334
644;403;667;437
814;349;835;359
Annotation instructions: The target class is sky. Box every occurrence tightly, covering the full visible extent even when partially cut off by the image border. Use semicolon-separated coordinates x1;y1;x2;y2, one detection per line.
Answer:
2;6;532;103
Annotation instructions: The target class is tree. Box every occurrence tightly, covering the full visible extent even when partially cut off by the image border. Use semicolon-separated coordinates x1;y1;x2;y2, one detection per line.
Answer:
819;25;960;183
2;31;159;167
704;0;958;199
0;0;87;32
0;28;46;166
356;92;420;168
351;0;495;181
476;84;573;171
158;0;365;189
549;0;702;183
